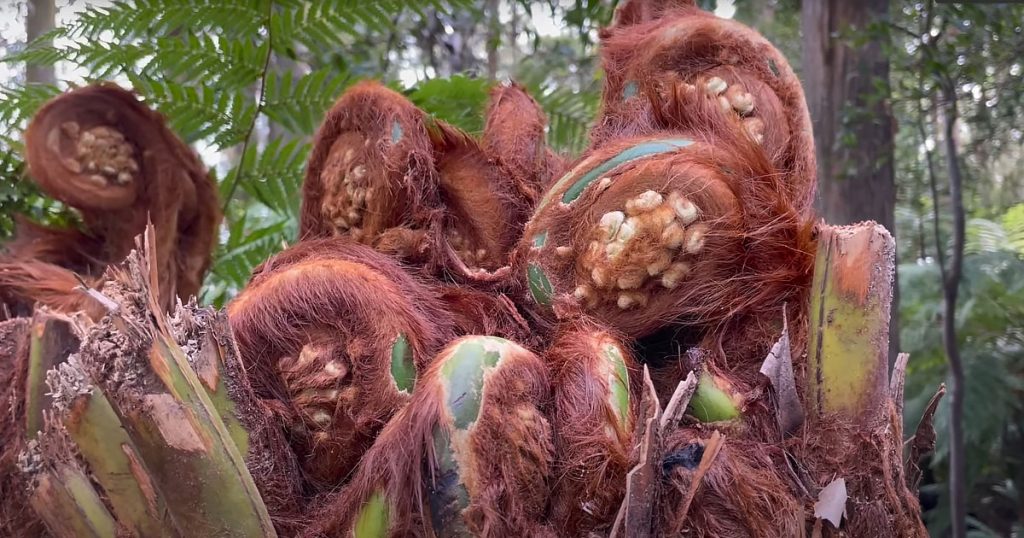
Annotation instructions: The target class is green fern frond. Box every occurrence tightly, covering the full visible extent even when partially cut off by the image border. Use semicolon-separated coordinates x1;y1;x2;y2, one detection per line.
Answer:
530;84;598;154
407;75;491;133
2;28;70;68
965;218;1010;255
68;0;267;41
205;214;291;305
233;139;309;218
129;77;255;146
138;36;268;89
263;67;350;135
1002;203;1024;256
66;41;152;79
272;0;473;56
0;84;63;139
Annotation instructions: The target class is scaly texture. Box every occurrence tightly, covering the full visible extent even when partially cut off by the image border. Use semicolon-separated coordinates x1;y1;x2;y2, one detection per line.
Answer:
227;239;457;487
0;83;220;317
547;321;640;535
301;80;563;283
595;0;816;214
515;0;816;380
300;336;554;538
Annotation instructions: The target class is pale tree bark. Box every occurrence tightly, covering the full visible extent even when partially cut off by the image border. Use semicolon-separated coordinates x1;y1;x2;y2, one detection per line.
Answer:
26;0;56;85
801;0;899;362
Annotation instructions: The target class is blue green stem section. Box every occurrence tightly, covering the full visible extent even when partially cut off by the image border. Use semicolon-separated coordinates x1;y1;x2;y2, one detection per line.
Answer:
428;337;512;537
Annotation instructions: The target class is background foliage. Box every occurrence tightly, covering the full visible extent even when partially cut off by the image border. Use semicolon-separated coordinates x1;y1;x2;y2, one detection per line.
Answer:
0;0;1022;535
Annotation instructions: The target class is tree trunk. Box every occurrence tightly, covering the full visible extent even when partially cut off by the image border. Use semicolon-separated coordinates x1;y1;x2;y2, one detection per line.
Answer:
485;0;500;80
940;83;967;538
801;0;899;362
26;0;56;85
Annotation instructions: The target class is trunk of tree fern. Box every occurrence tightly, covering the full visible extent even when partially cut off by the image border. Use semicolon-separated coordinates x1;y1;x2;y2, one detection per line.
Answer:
0;221;937;537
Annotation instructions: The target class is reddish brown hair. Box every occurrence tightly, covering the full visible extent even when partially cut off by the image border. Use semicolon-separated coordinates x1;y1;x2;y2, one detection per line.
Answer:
1;83;220;315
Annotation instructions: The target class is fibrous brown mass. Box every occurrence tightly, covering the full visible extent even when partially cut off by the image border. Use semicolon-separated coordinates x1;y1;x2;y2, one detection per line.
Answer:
0;1;931;537
0;83;220;317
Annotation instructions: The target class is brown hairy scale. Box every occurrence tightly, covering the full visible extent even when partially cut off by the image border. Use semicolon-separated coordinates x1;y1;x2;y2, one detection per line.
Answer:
227;238;458;487
595;1;816;214
547;321;641;535
0;83;220;316
302;80;563;283
429;123;526;272
434;285;539;347
299;337;554;538
481;82;564;204
518;127;815;360
659;429;805;537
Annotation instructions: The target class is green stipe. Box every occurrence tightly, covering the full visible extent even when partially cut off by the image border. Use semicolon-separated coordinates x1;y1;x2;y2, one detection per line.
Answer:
353;491;389;537
688;372;741;423
390;334;415;393
601;343;631;429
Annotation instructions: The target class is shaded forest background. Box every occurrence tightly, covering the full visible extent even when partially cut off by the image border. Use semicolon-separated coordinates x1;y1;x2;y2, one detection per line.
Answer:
0;1;1021;536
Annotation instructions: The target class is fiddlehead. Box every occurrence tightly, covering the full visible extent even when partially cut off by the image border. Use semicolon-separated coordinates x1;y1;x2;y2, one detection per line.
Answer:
227;239;457;486
301;80;562;283
0;83;220;315
299;336;554;538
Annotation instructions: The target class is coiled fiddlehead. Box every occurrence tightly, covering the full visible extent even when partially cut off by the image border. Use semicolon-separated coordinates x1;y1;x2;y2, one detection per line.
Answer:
227;239;457;486
301;80;562;284
0;83;220;316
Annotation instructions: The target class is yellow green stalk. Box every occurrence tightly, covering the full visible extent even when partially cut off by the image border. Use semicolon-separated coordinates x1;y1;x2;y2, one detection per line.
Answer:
30;464;118;538
63;386;176;536
806;223;894;420
353;490;390;538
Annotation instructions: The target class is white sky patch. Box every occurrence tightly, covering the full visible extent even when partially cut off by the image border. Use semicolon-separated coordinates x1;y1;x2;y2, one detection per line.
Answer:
715;0;736;19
